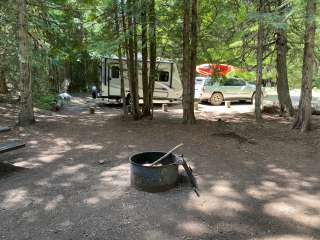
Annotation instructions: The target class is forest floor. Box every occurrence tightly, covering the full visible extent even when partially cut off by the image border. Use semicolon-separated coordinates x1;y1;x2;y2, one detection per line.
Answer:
0;96;320;240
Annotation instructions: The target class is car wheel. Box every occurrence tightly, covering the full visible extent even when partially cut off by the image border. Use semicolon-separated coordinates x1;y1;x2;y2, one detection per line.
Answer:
210;92;224;106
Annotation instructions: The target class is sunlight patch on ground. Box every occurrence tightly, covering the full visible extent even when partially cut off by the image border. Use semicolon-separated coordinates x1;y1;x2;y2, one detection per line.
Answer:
44;194;64;211
84;197;100;205
14;137;74;168
246;181;283;200
0;188;31;210
264;193;320;229
14;160;42;168
87;163;130;204
177;221;210;236
52;138;73;148
38;154;63;163
268;165;301;179
99;163;129;187
247;164;320;229
27;140;39;145
184;180;247;217
199;103;255;115
253;234;315;240
115;151;131;160
144;230;175;240
264;164;318;192
53;164;86;176
75;144;103;150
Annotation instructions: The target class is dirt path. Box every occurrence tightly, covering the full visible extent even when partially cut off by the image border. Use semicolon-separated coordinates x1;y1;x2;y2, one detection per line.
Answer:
0;98;319;240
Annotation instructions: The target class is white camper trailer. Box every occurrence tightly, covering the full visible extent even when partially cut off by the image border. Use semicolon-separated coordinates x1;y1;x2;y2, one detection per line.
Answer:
99;57;182;102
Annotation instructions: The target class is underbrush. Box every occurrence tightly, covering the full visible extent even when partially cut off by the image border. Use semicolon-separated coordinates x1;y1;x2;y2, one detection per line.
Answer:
33;94;56;110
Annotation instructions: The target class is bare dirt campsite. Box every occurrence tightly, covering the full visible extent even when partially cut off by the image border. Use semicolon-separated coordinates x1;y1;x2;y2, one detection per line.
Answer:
1;0;319;239
1;98;320;240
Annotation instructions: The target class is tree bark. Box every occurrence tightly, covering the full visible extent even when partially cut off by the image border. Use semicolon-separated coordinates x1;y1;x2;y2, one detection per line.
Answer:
182;0;196;124
133;0;141;119
121;0;129;61
17;0;34;126
141;0;151;117
114;0;127;119
127;0;141;120
255;0;264;122
0;67;9;94
275;0;294;116
188;0;197;123
293;0;317;132
148;0;156;119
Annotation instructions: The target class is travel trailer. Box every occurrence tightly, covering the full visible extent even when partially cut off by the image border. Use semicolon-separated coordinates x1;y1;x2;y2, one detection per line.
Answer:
99;57;182;102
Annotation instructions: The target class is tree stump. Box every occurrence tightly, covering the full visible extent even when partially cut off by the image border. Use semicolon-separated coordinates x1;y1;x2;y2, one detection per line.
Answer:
162;104;168;112
89;107;95;114
194;102;199;110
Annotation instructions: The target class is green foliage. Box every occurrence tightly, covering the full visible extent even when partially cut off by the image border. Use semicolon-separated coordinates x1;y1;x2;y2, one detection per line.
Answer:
1;0;319;99
231;70;256;82
33;94;56;110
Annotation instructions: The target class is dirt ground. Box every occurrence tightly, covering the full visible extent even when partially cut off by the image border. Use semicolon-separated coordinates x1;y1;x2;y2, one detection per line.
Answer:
0;97;320;240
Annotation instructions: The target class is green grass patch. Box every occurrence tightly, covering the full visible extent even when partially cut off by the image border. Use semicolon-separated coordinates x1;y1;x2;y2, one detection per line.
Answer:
33;94;56;110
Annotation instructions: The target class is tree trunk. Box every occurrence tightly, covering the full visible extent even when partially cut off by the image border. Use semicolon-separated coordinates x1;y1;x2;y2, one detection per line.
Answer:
255;0;264;122
17;0;34;126
121;0;130;112
133;1;141;119
182;0;196;124
121;0;129;61
141;0;151;117
275;0;294;116
188;0;197;123
127;0;141;120
0;67;9;94
293;0;317;132
114;0;127;119
148;0;156;119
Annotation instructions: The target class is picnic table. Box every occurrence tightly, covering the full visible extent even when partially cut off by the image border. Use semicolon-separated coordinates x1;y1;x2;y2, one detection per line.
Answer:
0;126;11;133
0;141;26;155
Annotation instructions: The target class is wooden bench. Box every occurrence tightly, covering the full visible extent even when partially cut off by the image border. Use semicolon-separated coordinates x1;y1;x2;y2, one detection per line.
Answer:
0;141;26;155
0;126;11;133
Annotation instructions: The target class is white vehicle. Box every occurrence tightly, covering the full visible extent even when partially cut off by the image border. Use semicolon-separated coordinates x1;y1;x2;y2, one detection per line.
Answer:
99;57;182;103
194;76;210;99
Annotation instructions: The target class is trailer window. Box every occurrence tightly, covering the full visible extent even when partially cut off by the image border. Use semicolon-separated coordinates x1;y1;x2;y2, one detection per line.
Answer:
111;66;120;78
157;71;169;82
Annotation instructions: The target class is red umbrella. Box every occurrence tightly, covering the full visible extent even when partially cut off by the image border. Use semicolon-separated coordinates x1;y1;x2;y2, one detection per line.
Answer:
196;64;238;76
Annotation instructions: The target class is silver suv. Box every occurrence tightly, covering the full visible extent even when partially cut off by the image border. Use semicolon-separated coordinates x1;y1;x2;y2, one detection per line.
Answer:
199;77;257;105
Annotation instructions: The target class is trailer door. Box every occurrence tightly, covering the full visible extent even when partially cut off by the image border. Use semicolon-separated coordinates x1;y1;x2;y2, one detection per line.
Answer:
109;65;121;96
154;70;170;99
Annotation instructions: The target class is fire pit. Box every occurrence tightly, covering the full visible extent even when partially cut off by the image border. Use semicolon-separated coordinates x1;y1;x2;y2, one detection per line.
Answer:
130;152;199;196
